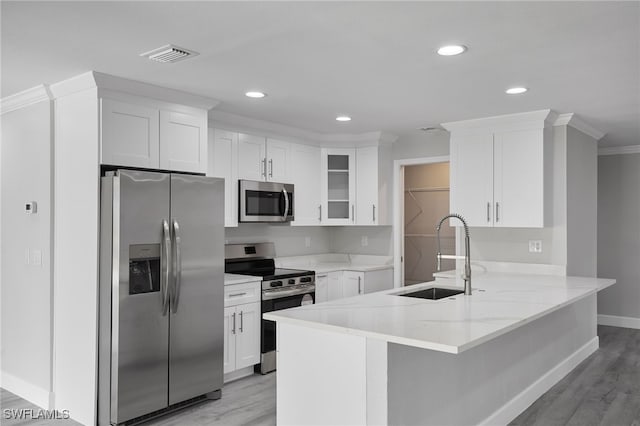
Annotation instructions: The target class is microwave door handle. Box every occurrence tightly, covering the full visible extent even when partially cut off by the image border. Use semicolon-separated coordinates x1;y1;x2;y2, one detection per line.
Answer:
282;188;289;221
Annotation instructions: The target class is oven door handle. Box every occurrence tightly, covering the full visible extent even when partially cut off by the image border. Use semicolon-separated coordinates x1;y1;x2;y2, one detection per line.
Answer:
262;285;315;300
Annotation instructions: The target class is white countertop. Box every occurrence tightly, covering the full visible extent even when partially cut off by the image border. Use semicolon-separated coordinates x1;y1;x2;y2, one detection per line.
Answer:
264;273;615;354
276;253;393;274
224;273;261;286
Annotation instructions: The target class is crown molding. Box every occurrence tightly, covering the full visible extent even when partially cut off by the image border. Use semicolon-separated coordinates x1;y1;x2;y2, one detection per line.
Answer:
553;113;605;141
598;145;640;156
47;71;220;110
209;109;398;147
0;84;52;115
441;109;553;132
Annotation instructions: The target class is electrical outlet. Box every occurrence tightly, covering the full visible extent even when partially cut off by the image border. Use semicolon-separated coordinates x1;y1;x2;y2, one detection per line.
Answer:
305;237;311;248
361;236;368;247
529;240;542;253
25;248;30;265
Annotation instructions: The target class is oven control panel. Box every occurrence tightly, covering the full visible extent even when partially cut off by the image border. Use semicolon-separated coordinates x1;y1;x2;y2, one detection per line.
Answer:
263;274;315;290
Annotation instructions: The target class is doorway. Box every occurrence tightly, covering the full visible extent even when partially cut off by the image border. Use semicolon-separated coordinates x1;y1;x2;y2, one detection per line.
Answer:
402;162;455;286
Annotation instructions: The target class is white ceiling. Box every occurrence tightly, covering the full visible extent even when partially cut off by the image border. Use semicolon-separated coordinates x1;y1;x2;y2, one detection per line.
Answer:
2;1;639;146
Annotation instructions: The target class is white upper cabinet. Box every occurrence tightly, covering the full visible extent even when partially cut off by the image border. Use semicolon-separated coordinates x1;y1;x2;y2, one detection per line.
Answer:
445;110;552;228
100;98;159;168
237;134;292;182
356;145;391;226
493;128;547;228
266;138;291;183
208;129;238;227
321;148;357;225
100;96;207;173
290;144;321;226
238;133;267;181
449;131;495;227
159;110;207;173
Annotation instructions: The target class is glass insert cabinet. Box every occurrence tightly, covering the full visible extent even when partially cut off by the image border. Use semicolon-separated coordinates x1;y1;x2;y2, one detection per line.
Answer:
321;148;356;225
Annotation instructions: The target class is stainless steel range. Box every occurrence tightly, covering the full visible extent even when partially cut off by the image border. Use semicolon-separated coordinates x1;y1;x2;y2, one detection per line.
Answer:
225;243;315;374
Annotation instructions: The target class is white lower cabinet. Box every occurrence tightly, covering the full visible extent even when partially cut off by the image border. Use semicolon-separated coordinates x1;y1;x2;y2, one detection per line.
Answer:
343;271;364;297
321;268;393;301
315;273;329;303
223;281;261;375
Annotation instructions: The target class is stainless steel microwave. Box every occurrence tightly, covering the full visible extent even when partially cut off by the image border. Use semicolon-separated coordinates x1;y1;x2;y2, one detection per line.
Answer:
239;180;294;223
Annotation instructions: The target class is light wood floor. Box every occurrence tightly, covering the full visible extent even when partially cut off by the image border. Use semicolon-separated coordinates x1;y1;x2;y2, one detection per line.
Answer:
1;326;638;425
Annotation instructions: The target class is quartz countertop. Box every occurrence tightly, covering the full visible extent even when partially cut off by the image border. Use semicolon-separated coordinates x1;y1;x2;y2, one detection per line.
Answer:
264;273;615;354
224;273;261;286
276;253;393;274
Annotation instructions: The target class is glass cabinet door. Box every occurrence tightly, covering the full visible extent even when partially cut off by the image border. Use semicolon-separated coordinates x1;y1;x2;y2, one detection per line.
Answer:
322;149;356;224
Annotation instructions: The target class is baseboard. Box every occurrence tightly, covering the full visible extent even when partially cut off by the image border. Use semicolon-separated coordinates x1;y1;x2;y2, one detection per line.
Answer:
598;314;640;330
0;371;53;410
223;366;255;384
479;336;599;426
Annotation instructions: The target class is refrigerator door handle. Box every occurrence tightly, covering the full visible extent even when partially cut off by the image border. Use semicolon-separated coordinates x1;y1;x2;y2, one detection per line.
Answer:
161;220;171;316
171;219;182;314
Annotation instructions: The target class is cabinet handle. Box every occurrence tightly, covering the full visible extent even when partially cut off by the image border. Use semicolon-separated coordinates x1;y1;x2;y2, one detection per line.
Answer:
269;159;273;178
358;276;362;294
239;310;244;333
228;292;247;298
319;205;322;222
261;158;267;178
351;205;355;223
487;202;491;223
232;312;236;334
373;205;376;223
496;202;500;222
317;274;328;278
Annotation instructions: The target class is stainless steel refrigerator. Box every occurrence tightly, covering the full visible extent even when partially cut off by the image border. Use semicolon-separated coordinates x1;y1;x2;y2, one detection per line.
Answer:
98;170;224;425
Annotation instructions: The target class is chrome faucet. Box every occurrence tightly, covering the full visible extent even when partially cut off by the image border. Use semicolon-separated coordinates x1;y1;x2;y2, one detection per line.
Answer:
436;213;472;295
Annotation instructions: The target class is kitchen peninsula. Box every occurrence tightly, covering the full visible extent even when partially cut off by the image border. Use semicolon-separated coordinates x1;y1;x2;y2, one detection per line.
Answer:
265;273;615;425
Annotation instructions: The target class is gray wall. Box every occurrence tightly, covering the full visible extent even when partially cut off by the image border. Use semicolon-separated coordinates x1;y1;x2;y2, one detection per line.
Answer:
597;153;640;320
566;127;598;276
329;226;393;256
0;100;53;393
225;225;331;257
392;130;449;160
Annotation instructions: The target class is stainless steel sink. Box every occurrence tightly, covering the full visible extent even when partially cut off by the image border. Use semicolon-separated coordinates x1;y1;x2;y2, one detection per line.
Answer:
398;287;464;300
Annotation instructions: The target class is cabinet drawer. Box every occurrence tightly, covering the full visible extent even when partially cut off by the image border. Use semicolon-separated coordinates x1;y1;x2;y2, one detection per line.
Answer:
224;281;261;307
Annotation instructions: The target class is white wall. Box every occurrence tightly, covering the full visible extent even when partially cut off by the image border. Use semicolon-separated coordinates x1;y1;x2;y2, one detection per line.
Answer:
53;87;100;426
0;100;54;407
566;127;598;276
597;152;640;322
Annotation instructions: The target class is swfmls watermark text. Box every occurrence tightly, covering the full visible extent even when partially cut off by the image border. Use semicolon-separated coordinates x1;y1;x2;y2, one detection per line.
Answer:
3;408;71;420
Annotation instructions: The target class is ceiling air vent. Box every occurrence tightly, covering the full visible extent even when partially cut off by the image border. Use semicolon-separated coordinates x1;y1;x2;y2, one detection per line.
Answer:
140;44;199;63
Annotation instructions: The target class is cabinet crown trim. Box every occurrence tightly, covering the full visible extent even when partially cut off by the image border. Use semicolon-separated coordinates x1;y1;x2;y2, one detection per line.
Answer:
441;109;553;132
45;71;220;110
0;84;52;115
552;113;605;141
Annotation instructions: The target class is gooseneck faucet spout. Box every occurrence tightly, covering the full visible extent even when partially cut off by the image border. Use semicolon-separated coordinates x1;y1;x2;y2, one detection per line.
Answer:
436;213;472;295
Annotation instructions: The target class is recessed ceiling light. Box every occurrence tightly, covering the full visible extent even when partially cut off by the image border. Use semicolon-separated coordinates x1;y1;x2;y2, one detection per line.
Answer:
336;116;352;122
245;91;266;98
437;45;467;56
506;87;528;95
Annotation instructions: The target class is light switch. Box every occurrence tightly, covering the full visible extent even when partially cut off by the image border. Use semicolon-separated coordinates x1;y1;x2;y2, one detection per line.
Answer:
31;249;42;266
